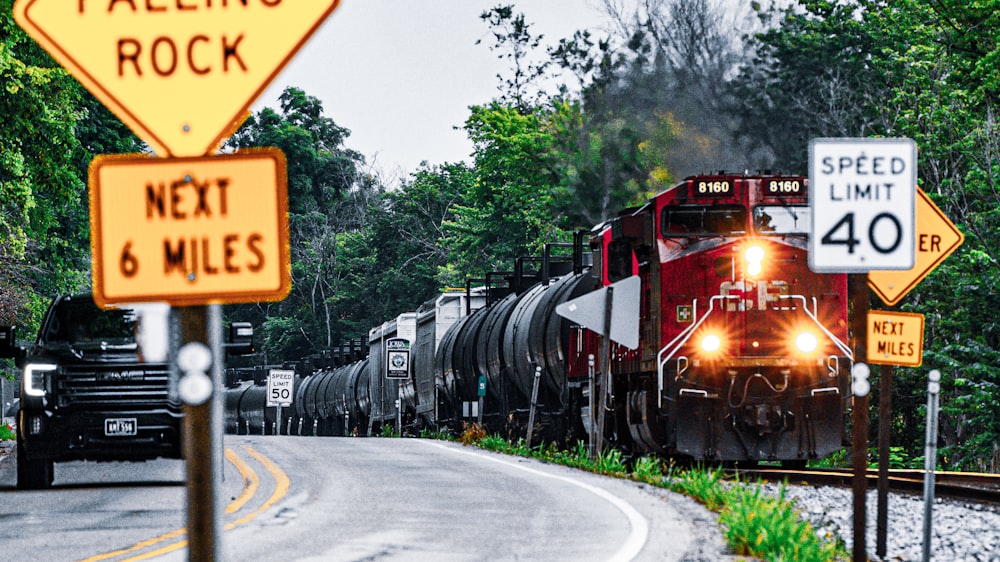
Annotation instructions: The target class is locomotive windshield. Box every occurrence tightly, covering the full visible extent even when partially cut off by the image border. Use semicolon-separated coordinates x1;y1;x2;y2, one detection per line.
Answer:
753;205;810;235
662;205;747;236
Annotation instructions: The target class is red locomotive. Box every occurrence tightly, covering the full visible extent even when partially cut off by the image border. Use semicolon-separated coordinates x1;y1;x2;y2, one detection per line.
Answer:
576;173;851;463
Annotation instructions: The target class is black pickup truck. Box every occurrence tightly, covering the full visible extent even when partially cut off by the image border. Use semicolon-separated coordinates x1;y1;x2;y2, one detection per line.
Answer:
0;294;252;489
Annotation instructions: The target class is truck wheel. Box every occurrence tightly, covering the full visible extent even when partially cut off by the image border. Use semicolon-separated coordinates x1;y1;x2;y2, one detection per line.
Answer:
16;442;53;490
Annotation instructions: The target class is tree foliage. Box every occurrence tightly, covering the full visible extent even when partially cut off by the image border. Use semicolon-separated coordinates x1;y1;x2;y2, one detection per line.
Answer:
1;0;139;330
224;88;369;358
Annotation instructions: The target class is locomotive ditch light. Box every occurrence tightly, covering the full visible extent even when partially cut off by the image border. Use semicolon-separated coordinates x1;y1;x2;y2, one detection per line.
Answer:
793;331;819;354
744;244;765;277
700;333;723;353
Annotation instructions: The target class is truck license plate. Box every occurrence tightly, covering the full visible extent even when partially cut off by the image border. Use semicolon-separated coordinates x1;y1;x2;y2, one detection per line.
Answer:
105;418;137;436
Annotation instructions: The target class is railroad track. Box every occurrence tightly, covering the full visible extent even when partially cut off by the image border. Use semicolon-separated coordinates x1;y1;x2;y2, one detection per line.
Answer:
735;467;1000;503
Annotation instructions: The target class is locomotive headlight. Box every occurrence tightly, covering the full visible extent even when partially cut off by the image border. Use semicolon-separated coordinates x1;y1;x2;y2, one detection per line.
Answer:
794;331;819;354
744;245;765;277
700;334;722;353
24;363;57;397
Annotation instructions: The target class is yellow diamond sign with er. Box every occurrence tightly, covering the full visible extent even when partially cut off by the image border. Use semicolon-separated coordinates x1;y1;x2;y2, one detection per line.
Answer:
14;0;341;158
868;187;964;306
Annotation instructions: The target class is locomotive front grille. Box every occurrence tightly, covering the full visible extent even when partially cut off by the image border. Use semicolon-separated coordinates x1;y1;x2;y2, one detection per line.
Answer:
55;365;172;409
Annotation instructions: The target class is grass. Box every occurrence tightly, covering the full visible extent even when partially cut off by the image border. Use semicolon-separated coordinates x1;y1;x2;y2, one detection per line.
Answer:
452;424;849;562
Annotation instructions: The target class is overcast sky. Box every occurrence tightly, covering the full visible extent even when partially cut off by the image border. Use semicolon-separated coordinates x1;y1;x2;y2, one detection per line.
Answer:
253;1;617;180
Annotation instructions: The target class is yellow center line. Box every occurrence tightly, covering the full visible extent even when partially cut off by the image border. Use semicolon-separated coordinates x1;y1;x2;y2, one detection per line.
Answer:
78;528;189;562
79;443;288;562
224;447;260;515
227;444;290;529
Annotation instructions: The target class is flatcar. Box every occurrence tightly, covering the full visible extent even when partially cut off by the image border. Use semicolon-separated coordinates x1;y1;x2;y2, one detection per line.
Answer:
226;172;852;464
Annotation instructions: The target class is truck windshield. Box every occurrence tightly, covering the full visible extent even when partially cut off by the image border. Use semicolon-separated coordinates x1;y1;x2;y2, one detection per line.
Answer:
44;299;137;345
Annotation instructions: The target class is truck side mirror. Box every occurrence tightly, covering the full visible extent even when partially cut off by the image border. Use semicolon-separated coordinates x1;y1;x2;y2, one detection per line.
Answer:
0;326;25;364
225;322;254;356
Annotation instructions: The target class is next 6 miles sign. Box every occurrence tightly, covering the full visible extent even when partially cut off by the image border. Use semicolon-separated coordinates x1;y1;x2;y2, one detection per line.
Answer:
809;138;916;273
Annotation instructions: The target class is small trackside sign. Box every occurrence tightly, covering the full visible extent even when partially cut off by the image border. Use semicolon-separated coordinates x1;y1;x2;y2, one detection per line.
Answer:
266;369;294;407
385;338;410;380
867;310;924;367
809;138;916;273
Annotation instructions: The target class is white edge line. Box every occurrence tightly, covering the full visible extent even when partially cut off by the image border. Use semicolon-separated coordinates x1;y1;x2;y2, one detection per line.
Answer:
421;440;649;562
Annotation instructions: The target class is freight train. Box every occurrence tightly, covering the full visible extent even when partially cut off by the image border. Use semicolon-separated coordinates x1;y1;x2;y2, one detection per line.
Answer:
226;172;853;464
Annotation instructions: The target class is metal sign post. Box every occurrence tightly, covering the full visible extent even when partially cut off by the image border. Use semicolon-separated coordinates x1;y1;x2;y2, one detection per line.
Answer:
176;306;222;562
922;370;941;562
851;360;871;562
555;275;641;457
876;362;892;559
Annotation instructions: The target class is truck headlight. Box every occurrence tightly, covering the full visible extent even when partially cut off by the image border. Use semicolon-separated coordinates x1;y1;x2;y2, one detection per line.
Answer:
24;363;57;397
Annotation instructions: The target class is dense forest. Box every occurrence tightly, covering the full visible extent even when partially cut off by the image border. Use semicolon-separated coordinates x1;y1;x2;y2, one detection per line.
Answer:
2;0;999;470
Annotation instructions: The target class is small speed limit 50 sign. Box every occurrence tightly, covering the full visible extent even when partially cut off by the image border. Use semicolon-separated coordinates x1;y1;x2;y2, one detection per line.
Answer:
809;138;916;272
266;369;294;407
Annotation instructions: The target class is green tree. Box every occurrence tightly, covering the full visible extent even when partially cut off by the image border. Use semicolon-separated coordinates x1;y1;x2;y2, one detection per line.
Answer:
441;101;565;283
879;0;1000;470
2;2;79;323
326;162;474;338
1;1;138;329
730;0;903;173
225;87;368;359
376;162;473;305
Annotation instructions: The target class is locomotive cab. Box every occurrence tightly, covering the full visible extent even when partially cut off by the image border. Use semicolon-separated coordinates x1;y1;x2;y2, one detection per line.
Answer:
595;174;852;463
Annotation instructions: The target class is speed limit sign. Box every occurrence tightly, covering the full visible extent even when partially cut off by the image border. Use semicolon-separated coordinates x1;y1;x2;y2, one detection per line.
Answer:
266;369;294;407
809;138;916;272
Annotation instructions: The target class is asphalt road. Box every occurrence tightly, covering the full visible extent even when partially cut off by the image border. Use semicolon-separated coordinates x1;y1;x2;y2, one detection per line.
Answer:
0;437;737;561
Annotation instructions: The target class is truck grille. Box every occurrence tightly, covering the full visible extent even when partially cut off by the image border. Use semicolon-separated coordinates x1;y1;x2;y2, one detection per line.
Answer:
55;365;174;409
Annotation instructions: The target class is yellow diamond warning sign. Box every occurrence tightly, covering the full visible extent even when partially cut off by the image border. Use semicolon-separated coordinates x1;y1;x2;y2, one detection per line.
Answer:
89;149;290;307
14;0;341;157
868;188;964;306
867;311;924;367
